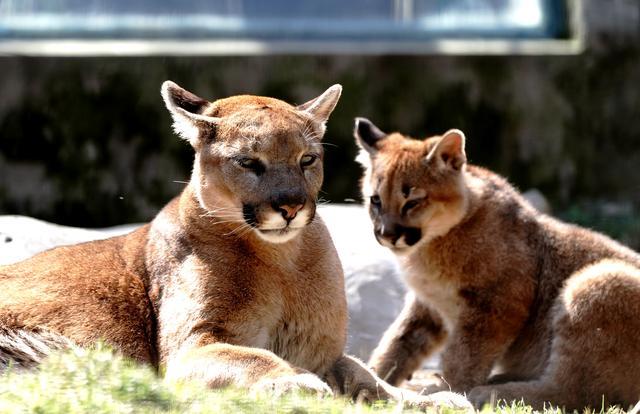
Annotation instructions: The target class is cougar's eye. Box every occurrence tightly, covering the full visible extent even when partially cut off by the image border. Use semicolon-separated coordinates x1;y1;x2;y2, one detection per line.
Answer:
237;158;265;174
370;195;381;206
300;154;318;168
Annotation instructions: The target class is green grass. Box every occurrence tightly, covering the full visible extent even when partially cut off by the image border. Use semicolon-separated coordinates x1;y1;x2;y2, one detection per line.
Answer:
0;346;631;414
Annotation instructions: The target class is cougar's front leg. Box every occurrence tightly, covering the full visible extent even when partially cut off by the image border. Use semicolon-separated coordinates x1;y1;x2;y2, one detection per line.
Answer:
368;294;447;386
326;355;472;410
165;342;332;396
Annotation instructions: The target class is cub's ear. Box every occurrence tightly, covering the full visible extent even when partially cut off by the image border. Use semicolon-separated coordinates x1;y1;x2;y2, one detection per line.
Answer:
354;117;386;154
161;80;219;145
297;84;342;125
427;129;467;171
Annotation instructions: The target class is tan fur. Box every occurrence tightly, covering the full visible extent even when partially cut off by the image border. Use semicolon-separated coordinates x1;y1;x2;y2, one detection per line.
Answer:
0;85;470;410
354;118;640;410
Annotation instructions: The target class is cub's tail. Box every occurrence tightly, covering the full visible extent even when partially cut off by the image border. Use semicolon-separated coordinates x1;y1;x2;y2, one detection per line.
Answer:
0;326;72;371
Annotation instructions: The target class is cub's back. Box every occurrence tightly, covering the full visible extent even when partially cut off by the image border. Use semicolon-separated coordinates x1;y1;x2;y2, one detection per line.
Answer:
465;165;640;275
541;216;640;272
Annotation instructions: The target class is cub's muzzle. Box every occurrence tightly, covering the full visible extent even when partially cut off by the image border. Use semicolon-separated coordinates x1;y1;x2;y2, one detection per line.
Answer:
374;223;422;248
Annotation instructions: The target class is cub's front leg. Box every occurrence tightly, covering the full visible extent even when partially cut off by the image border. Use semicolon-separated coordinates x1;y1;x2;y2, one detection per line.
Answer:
439;305;526;392
165;341;332;396
368;294;447;386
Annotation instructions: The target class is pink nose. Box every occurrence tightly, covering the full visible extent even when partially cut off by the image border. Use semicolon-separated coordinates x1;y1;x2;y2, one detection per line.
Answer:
278;204;304;220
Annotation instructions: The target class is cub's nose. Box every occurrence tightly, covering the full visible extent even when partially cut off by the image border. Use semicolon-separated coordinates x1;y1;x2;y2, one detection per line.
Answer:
375;225;400;245
375;224;422;247
275;203;304;221
378;225;395;240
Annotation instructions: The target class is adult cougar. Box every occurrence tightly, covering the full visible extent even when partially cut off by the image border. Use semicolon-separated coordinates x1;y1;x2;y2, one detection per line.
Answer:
0;84;468;410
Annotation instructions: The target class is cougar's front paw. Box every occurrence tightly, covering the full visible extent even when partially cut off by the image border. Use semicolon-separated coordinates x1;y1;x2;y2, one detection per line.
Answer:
403;390;473;411
251;373;333;397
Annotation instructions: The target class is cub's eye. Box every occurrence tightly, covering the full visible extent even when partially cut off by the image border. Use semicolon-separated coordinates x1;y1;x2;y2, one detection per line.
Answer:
300;154;318;168
370;195;381;206
404;200;420;210
402;198;425;215
237;158;264;174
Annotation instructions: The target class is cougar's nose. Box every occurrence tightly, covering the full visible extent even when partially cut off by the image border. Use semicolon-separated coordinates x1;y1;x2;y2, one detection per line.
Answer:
272;191;306;221
274;203;304;221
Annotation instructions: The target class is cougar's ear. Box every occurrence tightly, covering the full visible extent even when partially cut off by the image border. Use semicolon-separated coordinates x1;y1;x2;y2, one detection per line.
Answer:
426;129;467;171
297;84;342;126
354;117;387;155
161;81;220;145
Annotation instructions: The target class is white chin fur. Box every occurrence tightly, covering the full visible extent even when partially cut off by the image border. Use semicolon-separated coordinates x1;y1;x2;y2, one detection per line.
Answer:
255;227;302;243
390;244;417;256
378;234;422;256
254;210;310;243
378;233;413;249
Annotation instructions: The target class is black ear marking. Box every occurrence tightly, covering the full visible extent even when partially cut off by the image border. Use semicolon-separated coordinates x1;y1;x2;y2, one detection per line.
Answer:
161;81;220;145
354;117;387;151
167;84;209;115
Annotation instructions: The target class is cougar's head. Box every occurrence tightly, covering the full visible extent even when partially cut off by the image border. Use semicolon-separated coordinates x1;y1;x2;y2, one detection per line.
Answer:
354;118;469;252
162;81;341;243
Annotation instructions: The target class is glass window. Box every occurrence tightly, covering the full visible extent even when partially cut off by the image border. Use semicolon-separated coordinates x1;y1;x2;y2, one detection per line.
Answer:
0;0;578;54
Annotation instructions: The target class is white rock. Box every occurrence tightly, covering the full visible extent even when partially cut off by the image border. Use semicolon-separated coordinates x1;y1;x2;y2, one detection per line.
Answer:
522;188;551;214
319;205;407;360
0;215;137;266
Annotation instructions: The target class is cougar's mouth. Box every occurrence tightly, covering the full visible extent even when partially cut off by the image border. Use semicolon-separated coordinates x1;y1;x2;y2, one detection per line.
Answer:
259;227;294;235
256;225;303;243
241;202;315;243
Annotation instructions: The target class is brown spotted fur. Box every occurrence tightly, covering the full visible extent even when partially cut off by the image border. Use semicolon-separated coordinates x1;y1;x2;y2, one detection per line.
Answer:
354;118;640;410
0;85;471;410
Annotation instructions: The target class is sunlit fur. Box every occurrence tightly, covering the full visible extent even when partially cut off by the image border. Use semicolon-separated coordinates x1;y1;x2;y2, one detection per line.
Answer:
357;123;640;411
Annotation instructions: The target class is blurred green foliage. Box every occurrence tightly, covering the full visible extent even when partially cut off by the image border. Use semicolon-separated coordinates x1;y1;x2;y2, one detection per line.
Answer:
559;202;640;249
0;41;639;249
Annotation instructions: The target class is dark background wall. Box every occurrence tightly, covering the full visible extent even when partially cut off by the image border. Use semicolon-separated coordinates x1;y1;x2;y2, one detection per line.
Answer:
1;0;639;247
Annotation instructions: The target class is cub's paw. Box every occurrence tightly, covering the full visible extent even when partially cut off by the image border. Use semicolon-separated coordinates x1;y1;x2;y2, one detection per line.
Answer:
250;373;333;397
467;385;497;409
404;391;473;412
406;377;450;395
